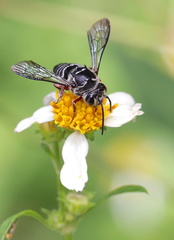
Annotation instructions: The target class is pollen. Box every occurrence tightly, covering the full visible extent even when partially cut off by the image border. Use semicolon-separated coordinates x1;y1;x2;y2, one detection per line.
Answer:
51;91;118;134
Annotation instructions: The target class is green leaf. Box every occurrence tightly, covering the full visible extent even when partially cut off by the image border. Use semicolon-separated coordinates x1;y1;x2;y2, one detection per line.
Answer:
0;210;50;240
97;184;148;204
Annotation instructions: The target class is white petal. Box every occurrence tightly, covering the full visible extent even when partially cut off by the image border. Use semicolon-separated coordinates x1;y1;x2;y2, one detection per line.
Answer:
14;117;36;132
60;132;89;192
60;160;87;192
43;91;57;105
14;105;54;132
105;103;144;127
33;105;54;123
108;92;135;107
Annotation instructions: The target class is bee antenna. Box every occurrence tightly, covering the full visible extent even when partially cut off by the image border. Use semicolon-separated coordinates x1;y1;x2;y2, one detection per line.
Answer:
105;95;112;112
101;104;105;135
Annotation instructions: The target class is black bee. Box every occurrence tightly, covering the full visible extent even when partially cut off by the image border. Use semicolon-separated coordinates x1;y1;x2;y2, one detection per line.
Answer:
11;18;111;134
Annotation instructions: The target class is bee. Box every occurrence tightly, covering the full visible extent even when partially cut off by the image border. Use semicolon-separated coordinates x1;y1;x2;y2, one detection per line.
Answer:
11;18;111;134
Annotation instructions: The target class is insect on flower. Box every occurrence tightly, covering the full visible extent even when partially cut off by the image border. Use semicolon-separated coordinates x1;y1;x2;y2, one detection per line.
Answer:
5;221;17;239
11;18;111;134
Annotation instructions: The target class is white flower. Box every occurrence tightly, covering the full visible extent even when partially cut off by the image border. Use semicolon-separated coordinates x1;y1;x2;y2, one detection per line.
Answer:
15;91;144;191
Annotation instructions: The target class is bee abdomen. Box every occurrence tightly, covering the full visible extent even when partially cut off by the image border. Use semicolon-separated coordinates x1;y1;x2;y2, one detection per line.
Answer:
53;63;79;80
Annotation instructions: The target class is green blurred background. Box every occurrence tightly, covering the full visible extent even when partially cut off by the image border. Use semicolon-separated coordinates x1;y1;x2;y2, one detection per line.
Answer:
1;0;174;239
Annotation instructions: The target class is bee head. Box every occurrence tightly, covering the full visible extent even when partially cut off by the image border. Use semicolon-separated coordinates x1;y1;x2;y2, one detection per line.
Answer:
84;83;107;106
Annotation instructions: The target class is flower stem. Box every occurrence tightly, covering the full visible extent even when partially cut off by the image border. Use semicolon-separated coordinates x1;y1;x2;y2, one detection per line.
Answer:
51;140;65;212
51;140;74;239
64;233;73;240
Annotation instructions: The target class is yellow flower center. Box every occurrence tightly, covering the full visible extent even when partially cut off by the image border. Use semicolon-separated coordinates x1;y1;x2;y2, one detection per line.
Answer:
51;91;118;134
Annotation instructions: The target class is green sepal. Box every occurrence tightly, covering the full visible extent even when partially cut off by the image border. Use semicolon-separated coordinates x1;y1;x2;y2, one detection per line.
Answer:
85;132;95;141
0;210;51;240
96;185;148;204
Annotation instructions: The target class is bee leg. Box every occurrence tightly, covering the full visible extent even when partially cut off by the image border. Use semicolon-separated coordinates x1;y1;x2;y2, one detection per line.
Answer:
71;96;82;121
101;104;105;135
53;84;66;103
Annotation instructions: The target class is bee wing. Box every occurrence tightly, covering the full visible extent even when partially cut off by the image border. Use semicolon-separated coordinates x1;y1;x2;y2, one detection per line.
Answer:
87;18;110;73
11;60;69;85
